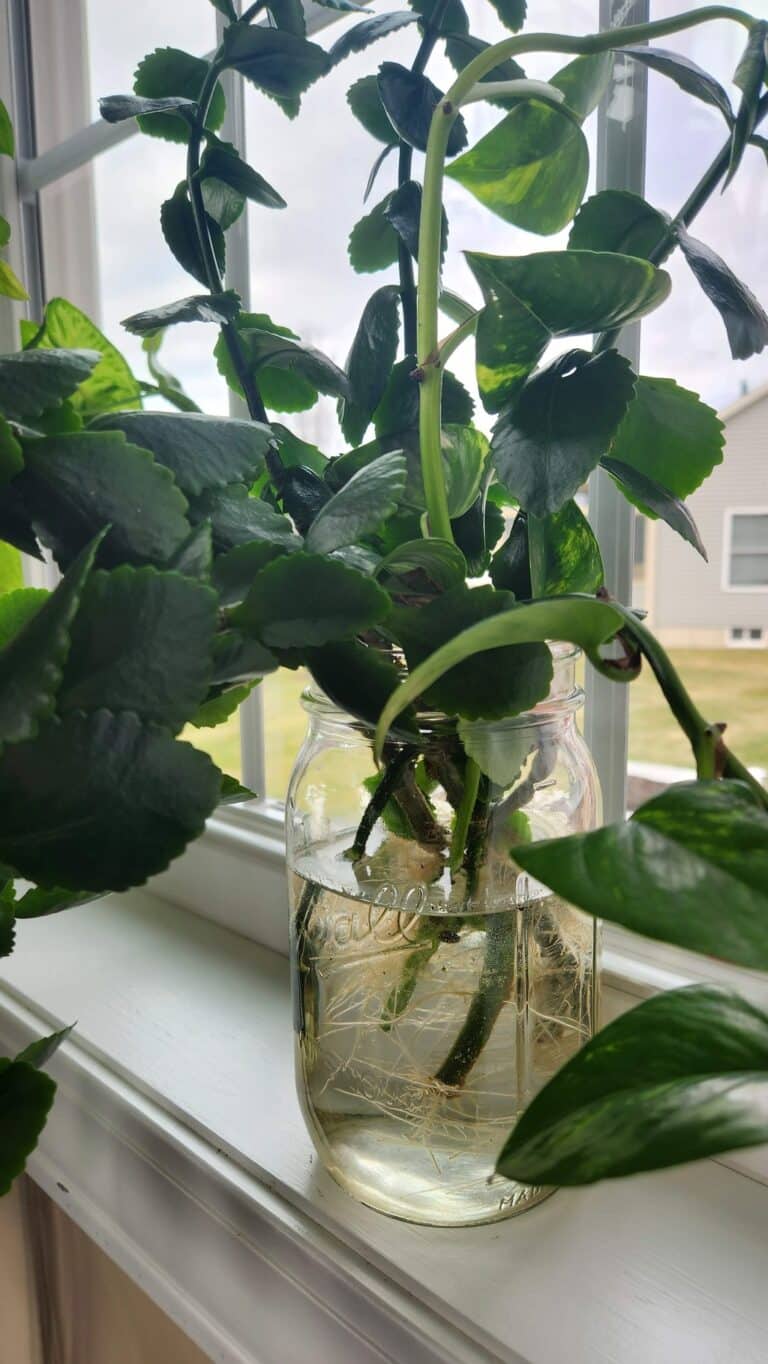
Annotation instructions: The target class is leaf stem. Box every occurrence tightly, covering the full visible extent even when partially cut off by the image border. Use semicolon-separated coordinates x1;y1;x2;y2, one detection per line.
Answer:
450;756;481;873
347;744;419;860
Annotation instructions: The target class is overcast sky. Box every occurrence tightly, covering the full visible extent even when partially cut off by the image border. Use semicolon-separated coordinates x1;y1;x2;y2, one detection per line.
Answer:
74;0;768;444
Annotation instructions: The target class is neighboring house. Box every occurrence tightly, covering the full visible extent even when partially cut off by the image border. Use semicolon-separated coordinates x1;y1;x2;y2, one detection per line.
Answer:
637;380;768;649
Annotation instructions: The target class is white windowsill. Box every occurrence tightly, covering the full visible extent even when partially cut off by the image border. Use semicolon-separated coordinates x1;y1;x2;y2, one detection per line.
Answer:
2;893;768;1364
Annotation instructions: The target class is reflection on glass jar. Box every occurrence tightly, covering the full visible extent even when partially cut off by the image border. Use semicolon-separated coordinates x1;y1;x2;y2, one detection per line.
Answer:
286;646;601;1226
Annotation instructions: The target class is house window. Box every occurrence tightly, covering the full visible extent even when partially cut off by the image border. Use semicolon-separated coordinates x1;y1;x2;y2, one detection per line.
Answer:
727;627;766;649
726;513;768;589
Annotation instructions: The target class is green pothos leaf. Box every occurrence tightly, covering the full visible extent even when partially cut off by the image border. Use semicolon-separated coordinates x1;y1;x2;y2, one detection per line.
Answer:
528;501;604;596
23;297;140;419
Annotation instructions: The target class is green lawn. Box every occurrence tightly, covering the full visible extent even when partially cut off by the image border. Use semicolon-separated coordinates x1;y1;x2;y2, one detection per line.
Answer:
188;650;767;797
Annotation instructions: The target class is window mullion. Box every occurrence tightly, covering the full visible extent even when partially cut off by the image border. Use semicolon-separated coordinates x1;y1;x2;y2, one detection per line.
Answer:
585;0;650;822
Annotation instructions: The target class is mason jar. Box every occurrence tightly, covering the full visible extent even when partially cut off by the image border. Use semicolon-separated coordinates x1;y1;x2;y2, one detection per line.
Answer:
286;644;601;1227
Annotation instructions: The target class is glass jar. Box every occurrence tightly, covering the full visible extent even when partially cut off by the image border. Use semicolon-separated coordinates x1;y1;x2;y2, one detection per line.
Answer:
286;645;601;1227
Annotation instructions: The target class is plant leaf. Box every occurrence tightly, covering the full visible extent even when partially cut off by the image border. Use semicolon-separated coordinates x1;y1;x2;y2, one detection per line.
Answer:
486;0;526;31
24;297;141;419
0;349;99;422
491;349;636;515
375;595;624;754
615;46;733;124
0;260;29;301
305;451;407;553
489;512;531;596
100;94;196;125
377;62;467;155
199;140;286;214
347;74;398;144
211;630;278;684
88;410;273;498
14;886;99;920
329;13;417;67
15;1026;75;1070
122;290;241;336
232;553;390;648
515;780;768;968
569;189;669;258
445;34;525;104
602;457;707;560
166;521;213;578
0;543;23;594
0;710;221;891
161;182;225;288
528;500;604;596
384;179;448;263
133;47;225;143
20;431;190;570
212;539;295;604
339;285;401;445
214;313;351;410
726;21;768;185
0;98;14;157
189;483;298;555
0;413;23;486
305;639;415;732
408;0;468;35
0;589;48;648
190;681;254;728
388;585;553;720
0;1060;56;1196
458;717;535;788
375;538;467;596
59;566;217;731
440;424;489;519
607;375;724;503
0;535;100;749
677;227;768;360
220;24;329;100
348;194;399;274
497;985;768;1186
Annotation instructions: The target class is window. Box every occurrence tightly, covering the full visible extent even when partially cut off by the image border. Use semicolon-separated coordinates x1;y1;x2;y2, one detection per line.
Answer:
728;627;766;648
725;512;768;590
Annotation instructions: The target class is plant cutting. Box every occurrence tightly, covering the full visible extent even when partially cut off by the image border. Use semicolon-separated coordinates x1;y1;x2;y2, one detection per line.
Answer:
0;0;767;1224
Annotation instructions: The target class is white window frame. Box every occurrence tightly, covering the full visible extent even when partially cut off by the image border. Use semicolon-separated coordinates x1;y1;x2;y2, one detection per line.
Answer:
722;507;768;593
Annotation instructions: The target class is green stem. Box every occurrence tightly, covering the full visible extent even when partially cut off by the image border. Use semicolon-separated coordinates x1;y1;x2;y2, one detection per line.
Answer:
347;744;419;860
415;6;754;545
434;912;517;1088
292;878;322;1034
450;756;481;873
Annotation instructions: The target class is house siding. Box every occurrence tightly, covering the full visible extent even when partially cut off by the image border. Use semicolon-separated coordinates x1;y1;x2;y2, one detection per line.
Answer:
648;391;768;642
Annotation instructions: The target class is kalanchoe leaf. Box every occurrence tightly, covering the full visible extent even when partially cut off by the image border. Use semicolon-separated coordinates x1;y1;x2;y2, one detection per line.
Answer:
190;681;255;729
348;194;399;273
726;21;768;186
614;46;733;124
231;552;391;648
408;0;468;36
388;585;553;721
23;297;141;419
445;34;525;105
211;630;278;685
514;781;768;970
328;13;417;67
373;355;473;438
212;540;297;605
0;534;101;750
166;522;213;579
375;538;467;597
601;457;707;560
100;94;196;124
0;1060;56;1197
133;48;226;143
607;375;724;504
219;773;257;805
209;0;237;19
676;227;768;360
274;465;331;534
220;24;330;101
347;74;397;144
496;985;768;1186
377;63;468;156
339;285;401;445
384;180;448;262
0;710;221;892
20;431;191;570
451;496;505;578
15;1026;75;1068
489;512;531;596
305;640;416;734
189;483;299;555
13;886;98;919
491;349;636;516
88;411;274;498
305;451;407;554
271;423;327;475
198;140;287;213
122;291;241;336
214;313;351;410
487;0;526;31
0;349;99;422
161;182;225;288
0;485;43;560
59;566;218;732
0;414;24;486
528;501;604;596
266;0;307;38
568;189;669;258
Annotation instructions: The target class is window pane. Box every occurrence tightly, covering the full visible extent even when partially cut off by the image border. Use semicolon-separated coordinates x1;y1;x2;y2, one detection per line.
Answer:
731;515;768;553
262;669;312;802
730;554;768;587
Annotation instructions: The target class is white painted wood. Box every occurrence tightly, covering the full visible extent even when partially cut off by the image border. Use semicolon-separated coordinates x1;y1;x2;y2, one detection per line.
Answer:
3;893;768;1364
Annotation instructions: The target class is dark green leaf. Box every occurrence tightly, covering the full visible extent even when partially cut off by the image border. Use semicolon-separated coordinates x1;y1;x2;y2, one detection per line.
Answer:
727;22;768;185
516;781;768;968
89;410;273;498
602;457;707;560
677;227;768;360
0;485;42;561
389;585;553;720
445;34;525;104
305;451;407;553
377;62;468;156
212;539;297;604
384;179;448;263
122;290;241;336
339;285;400;445
141;332;201;413
59;566;217;731
199;140;286;214
161;182;225;288
133;47;226;142
190;681;254;728
190;483;298;554
166;521;213;578
497;985;768;1186
16;1026;74;1069
491;349;636;515
607;375;724;503
408;0;468;34
305;639;415;732
211;629;278;684
0;1060;55;1196
348;194;399;274
0;535;100;749
347;74;397;144
0;588;47;647
528;500;603;596
373;355;473;437
616;46;733;124
14;886;99;920
0;413;23;485
0;98;14;157
271;423;327;475
486;0;525;31
21;431;191;570
219;773;256;804
24;297;141;419
468;251;670;412
489;512;531;596
329;13;417;67
221;24;330;100
232;552;390;647
0;899;13;958
0;710;221;891
376;538;467;597
100;94;196;125
209;0;237;19
0;349;99;422
0;215;9;247
214;313;351;410
568;189;668;258
266;0;306;37
451;496;504;578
